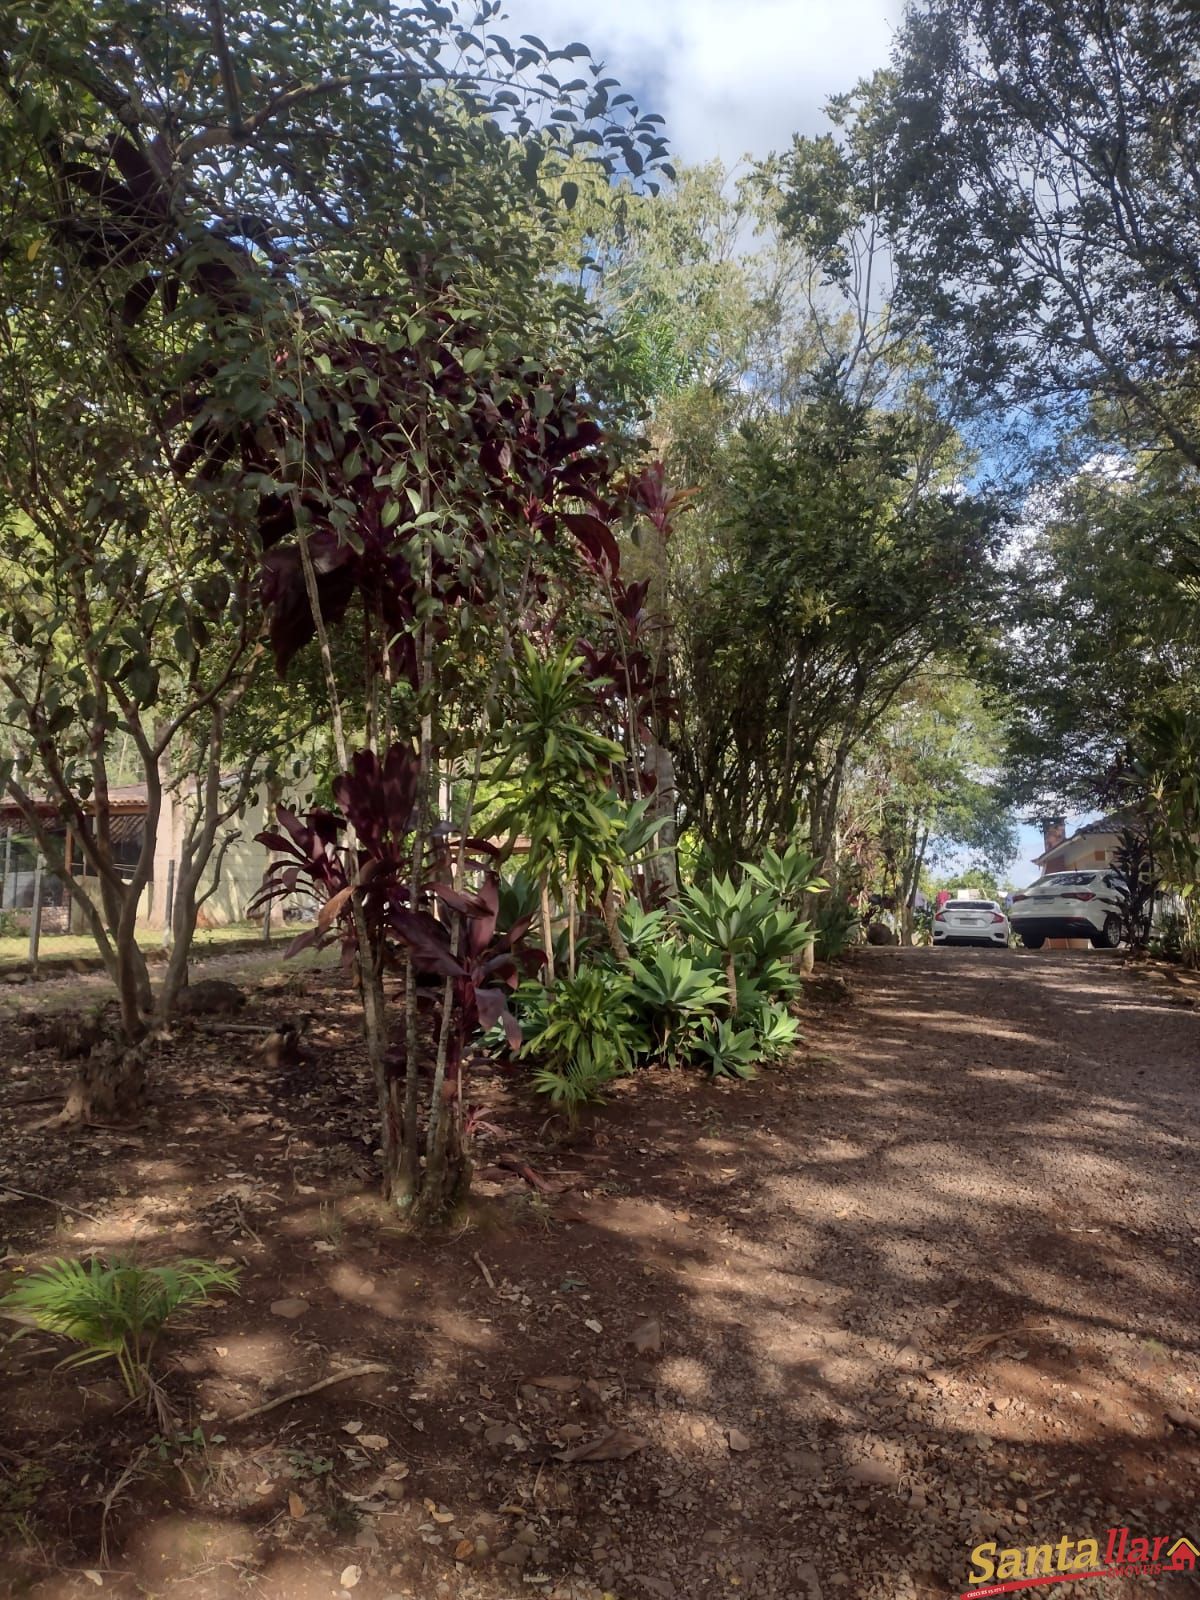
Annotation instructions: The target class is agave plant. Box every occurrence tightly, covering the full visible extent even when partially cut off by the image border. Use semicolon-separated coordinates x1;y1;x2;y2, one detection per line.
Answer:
674;875;771;1010
617;902;670;959
745;907;813;982
627;945;727;1065
1;1256;239;1401
743;842;828;908
691;1016;760;1080
752;1000;802;1060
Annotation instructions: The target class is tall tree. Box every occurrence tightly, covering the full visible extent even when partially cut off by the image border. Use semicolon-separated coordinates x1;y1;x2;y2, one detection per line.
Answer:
672;380;1004;872
855;674;1017;936
994;450;1200;816
779;0;1200;468
0;0;669;1147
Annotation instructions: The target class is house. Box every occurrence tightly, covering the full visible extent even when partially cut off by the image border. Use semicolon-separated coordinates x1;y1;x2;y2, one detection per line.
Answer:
1166;1536;1198;1572
0;777;300;933
1033;814;1125;875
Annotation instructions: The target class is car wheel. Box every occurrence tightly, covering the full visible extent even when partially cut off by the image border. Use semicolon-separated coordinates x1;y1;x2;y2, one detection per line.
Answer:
1020;935;1045;949
1093;915;1122;949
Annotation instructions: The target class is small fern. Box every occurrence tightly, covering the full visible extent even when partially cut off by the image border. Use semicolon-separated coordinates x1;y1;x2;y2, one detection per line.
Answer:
1;1256;239;1400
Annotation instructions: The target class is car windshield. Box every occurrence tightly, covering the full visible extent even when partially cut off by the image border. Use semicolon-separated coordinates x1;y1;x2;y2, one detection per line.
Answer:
1037;873;1099;889
946;900;996;910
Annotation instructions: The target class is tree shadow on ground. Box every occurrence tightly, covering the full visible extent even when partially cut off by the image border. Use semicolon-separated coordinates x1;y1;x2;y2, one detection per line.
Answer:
1;946;1199;1600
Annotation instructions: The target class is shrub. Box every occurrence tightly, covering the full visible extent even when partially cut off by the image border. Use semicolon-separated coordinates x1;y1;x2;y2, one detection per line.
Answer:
743;842;827;908
743;908;811;992
813;894;862;961
675;875;770;1008
616;902;670;960
522;964;645;1076
522;965;646;1124
1;1256;239;1401
529;1057;621;1124
751;999;802;1060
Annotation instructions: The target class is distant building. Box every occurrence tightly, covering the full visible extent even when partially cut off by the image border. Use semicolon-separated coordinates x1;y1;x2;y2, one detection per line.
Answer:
1033;814;1125;875
0;777;307;932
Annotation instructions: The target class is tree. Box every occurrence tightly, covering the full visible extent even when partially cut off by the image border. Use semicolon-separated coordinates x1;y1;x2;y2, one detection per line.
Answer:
1119;706;1200;964
994;451;1200;817
2;0;670;1171
856;674;1017;936
780;0;1200;468
0;257;294;1048
672;380;1004;872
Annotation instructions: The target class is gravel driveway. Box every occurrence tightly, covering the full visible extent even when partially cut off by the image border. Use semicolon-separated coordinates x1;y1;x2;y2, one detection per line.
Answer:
2;944;1198;1600
699;944;1200;1599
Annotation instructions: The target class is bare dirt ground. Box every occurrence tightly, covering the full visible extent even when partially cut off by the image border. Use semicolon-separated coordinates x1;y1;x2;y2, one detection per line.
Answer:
1;945;1198;1600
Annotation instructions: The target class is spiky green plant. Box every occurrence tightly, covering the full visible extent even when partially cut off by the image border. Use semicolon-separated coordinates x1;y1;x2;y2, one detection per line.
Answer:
691;1016;760;1080
743;842;828;908
1;1256;240;1400
752;1000;802;1060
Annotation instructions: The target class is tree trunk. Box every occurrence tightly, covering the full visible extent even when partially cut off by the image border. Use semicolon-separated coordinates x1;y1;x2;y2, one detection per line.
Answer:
414;1099;471;1222
540;878;556;984
643;738;679;905
601;885;629;962
800;902;816;973
56;1040;148;1126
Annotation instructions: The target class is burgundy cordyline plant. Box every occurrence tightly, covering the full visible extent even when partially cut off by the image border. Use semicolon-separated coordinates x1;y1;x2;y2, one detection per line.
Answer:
240;298;690;1215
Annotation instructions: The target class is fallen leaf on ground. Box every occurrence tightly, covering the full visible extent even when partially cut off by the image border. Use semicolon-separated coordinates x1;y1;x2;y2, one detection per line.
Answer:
455;1538;475;1560
485;1423;528;1449
340;1565;361;1589
727;1428;752;1452
342;1420;364;1435
530;1375;581;1392
558;1428;648;1463
83;1574;103;1588
358;1433;388;1449
583;1318;603;1333
630;1317;662;1355
269;1297;310;1319
288;1492;306;1519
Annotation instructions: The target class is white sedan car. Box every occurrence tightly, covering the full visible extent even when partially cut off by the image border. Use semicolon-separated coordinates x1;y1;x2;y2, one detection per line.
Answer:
933;898;1011;947
1008;870;1127;949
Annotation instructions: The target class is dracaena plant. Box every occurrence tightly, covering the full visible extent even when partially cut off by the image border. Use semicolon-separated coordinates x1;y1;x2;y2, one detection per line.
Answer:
389;872;542;1211
251;744;421;967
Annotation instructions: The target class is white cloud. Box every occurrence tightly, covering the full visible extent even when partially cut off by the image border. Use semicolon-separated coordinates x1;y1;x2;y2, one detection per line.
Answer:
495;0;904;165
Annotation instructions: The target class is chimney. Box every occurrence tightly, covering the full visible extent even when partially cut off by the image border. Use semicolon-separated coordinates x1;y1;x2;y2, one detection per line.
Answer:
1042;816;1067;854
